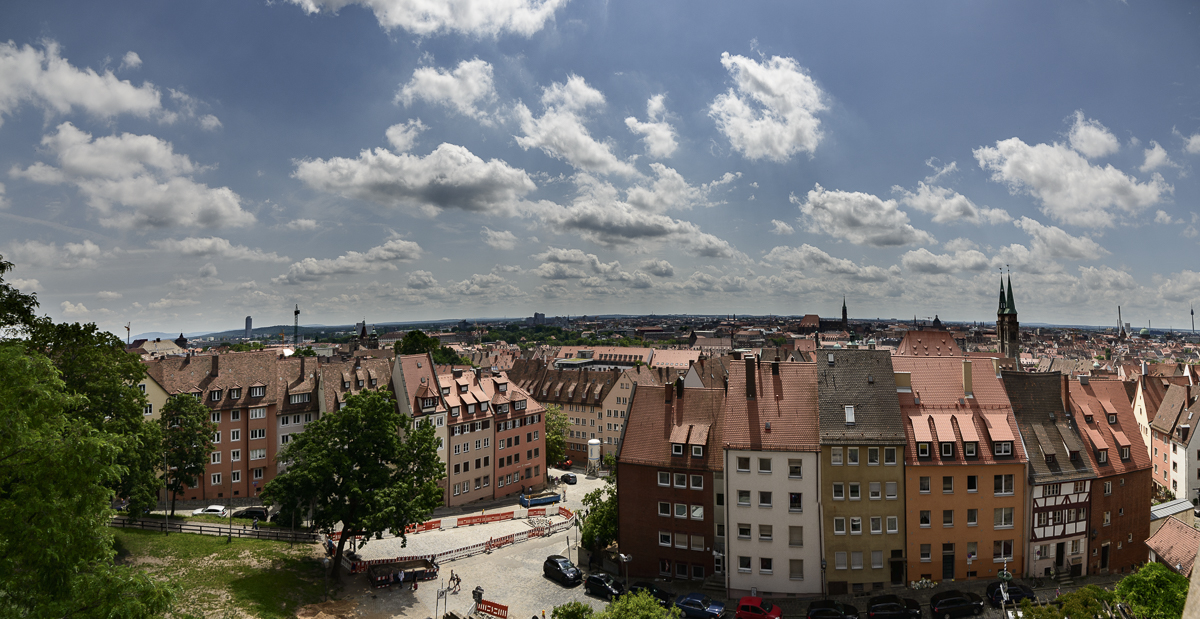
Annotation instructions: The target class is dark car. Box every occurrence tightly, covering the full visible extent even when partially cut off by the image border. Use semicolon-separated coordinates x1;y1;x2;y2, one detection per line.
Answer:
561;472;577;484
807;600;860;619
736;596;782;619
233;507;270;521
867;595;921;619
584;573;624;600
929;590;983;619
543;555;582;586
674;592;726;619
985;582;1036;608
629;582;671;607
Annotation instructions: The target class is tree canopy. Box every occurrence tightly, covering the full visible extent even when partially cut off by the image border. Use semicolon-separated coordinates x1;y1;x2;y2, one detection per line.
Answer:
580;472;618;551
262;389;444;580
1019;585;1112;619
544;404;568;466
394;330;470;365
159;394;217;516
1115;562;1188;619
551;591;681;619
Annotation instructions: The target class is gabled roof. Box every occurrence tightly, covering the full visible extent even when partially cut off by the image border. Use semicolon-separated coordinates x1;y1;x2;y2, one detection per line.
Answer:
1150;384;1191;435
620;383;726;470
1146;517;1200;577
817;349;905;444
724;358;820;452
895;330;963;357
1069;378;1150;476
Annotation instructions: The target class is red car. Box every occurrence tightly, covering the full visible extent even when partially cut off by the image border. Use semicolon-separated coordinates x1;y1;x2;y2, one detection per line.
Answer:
736;596;782;619
557;459;573;469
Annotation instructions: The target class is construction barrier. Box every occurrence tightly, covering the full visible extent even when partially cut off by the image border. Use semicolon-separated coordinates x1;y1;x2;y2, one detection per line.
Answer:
405;519;442;534
456;511;514;527
558;506;573;519
478;599;508;619
527;508;546;517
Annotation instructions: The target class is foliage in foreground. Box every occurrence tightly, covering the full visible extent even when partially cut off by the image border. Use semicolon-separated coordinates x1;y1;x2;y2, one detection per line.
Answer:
552;591;682;619
545;404;568;466
1019;585;1112;619
1114;562;1188;619
581;471;618;551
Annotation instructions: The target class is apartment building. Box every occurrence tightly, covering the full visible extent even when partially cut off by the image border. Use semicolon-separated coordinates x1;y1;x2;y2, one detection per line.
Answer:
893;356;1028;582
1003;371;1095;578
618;380;726;582
1149;384;1198;500
819;350;908;594
723;356;822;597
1069;377;1152;575
1131;375;1168;453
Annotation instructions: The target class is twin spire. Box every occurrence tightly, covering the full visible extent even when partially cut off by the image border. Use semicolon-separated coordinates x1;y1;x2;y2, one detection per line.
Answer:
998;271;1017;316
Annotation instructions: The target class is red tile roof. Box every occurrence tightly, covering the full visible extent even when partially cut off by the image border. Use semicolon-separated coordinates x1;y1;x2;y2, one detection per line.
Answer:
1146;517;1200;577
722;358;820;453
620;382;726;470
1068;378;1150;476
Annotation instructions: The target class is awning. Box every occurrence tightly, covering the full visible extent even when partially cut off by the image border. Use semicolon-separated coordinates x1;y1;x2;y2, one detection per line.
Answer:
984;414;1015;442
910;415;933;442
955;414;980;443
932;415;957;443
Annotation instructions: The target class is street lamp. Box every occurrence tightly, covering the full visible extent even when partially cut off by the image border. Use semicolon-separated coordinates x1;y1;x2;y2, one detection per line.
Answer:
619;554;632;591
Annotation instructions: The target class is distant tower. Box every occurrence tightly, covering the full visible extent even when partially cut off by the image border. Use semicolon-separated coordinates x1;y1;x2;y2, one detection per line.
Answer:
997;272;1020;359
293;305;300;346
174;333;188;350
245;316;252;340
841;297;848;331
1117;307;1126;341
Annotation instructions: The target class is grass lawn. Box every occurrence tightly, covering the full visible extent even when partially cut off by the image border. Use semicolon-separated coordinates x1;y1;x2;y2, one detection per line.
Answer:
114;528;325;619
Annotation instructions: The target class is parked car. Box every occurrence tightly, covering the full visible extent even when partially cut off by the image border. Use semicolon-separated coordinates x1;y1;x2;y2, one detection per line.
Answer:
542;555;582;586
192;505;228;517
558;459;573;468
560;472;577;484
929;590;984;619
629;582;671;607
232;507;270;521
736;596;782;619
674;593;726;619
867;595;921;619
807;600;859;619
584;573;624;600
985;582;1036;608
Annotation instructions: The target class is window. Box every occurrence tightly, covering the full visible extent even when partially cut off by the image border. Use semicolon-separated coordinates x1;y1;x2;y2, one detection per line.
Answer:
941;442;954;457
249;428;265;439
671;444;683;456
789;492;802;512
1045;483;1060;496
885;481;897;499
920;511;931;527
943;510;954;527
691;475;703;489
253;468;263;479
872;550;884;569
211;452;221;464
993;540;1014;561
737;490;750;506
920;476;931;493
143;404;153;415
834;517;846;534
760;557;773;574
210;390;222;402
943;476;954;493
759;524;773;540
789;526;803;547
231;470;241;483
994;441;1012;456
964;442;977;457
691;535;704;551
870;516;882;534
845;405;855;424
658;502;670;517
1103;511;1111;526
833;483;844;500
213;431;221;444
759;491;772;507
249;386;265;398
249;407;266;419
868;447;879;465
788;459;803;478
231;449;240;461
967;475;977;492
280;416;290;427
1104;481;1112;495
659;532;672;547
737;523;751;539
211;411;221;423
758;458;772;473
211;473;221;485
138;384;145;394
994;474;1014;495
675;473;687;488
849;482;860;500
736;456;750;471
691;505;704;520
851;551;863;569
994;507;1014;528
847;447;859;465
918;442;931;457
716;493;724;506
658;471;670;486
692;445;703;457
250;449;265;460
884;447;897;465
831;448;842;465
675;533;687;549
738;556;751;572
869;482;881;499
967;542;978;560
887;516;898;533
790;559;804;580
835;552;848;570
967;509;977;526
920;544;931;561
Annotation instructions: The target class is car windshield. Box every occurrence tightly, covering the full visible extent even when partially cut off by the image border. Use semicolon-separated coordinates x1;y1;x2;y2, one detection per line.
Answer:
761;602;774;612
698;596;714;607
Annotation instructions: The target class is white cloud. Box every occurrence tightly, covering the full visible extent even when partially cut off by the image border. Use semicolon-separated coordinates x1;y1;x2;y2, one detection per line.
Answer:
943;237;978;252
397;59;495;122
60;300;89;316
893;182;1011;224
406;270;438;289
148;297;199;310
1139;141;1175;172
792;184;934;247
1159;270;1200;302
118;51;142;71
1186;134;1200;155
12;123;255;229
1067;111;1119;158
199;114;222;131
762;244;897;282
624;94;677;158
639;259;674;277
0;41;162;129
9;278;39;292
1154;210;1178;225
285;0;568;37
625;164;720;213
274;239;422;284
384;119;426;152
1013;216;1108;260
285;219;319;231
533;262;587;279
7;239;105;269
900;248;990;274
152;236;288;262
708;52;827;162
1078;265;1137;292
770;219;795;235
294;137;535;216
514;75;637;177
0;181;7;208
96;290;122;300
923;159;957;184
481;227;517;250
974;136;1172;228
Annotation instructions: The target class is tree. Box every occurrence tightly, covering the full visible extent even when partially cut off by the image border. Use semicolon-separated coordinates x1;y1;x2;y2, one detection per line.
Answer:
294;346;316;357
581;473;618;551
159;394;217;516
0;255;37;335
551;601;594;619
1019;585;1111;619
0;343;174;617
595;591;682;619
262;390;444;581
544;404;568;466
394;330;469;365
1115;562;1188;619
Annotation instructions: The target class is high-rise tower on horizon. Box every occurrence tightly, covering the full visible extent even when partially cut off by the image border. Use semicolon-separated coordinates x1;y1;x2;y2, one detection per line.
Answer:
245;316;252;340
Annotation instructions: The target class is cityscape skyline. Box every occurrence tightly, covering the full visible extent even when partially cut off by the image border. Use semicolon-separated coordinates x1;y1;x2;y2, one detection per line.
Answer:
2;1;1200;335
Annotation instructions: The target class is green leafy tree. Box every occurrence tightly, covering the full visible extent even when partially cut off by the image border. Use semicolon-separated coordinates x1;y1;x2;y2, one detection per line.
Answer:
0;343;175;617
24;318;164;515
1019;585;1112;619
159;394;217;516
1115;562;1188;619
0;255;37;335
395;330;469;365
581;474;618;551
596;591;682;619
551;600;594;619
294;346;317;357
262;390;444;581
544;404;568;466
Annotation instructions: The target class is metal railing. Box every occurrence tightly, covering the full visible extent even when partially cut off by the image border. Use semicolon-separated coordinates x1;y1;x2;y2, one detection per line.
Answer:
109;517;319;543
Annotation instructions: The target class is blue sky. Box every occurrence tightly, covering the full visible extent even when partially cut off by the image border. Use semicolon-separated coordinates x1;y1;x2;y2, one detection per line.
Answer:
1;0;1198;335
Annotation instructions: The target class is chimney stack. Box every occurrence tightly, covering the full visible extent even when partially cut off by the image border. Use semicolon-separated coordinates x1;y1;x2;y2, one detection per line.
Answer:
676;377;684;400
211;354;219;377
665;383;674;404
962;360;973;397
771;360;779;376
745;357;756;400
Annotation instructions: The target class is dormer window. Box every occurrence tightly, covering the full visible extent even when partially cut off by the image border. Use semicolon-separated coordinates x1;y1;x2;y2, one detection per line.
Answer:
289;393;310;404
357;380;364;388
692;445;703;458
994;442;1012;456
964;442;977;457
451;406;460;417
844;405;855;426
229;388;241;399
461;384;469;393
422;397;436;408
467;404;475;414
1107;414;1116;424
1045;454;1056;465
480;402;488;411
343;380;350;389
210;390;223;401
514;400;527;410
250;386;265;398
1097;449;1108;464
442;387;450;396
918;442;931;458
499;383;507;392
1069;450;1080;461
370;378;377;387
672;444;684;456
941;442;954;458
1120;446;1130;460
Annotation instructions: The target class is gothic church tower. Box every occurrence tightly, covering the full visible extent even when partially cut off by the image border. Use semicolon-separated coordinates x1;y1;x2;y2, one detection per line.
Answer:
997;274;1019;359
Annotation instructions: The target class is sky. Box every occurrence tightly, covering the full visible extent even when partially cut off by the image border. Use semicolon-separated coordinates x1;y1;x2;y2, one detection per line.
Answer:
1;1;1199;336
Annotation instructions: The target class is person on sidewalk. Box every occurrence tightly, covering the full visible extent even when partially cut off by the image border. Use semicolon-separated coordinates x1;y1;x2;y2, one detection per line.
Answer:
252;516;259;531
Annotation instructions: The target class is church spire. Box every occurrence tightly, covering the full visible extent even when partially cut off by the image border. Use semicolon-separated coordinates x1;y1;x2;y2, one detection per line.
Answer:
1005;273;1017;315
998;274;1007;315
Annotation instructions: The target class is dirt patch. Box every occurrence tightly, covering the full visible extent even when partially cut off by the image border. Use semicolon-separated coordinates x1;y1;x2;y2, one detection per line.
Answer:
296;599;358;619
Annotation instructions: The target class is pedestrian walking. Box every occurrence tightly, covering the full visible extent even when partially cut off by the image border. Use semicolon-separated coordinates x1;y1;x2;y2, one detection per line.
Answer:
252;516;259;530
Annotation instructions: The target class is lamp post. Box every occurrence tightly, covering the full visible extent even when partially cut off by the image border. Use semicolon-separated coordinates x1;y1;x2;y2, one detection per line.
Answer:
322;557;331;601
619;554;632;591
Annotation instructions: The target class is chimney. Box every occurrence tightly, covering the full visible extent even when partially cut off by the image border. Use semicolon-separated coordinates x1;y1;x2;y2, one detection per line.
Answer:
665;383;674;404
962;360;973;397
300;355;306;377
1062;373;1069;416
211;354;219;377
676;377;684;400
745;357;756;400
771;360;779;376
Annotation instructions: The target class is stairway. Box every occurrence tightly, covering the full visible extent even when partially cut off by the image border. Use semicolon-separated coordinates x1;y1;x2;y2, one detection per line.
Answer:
1053;568;1075;588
